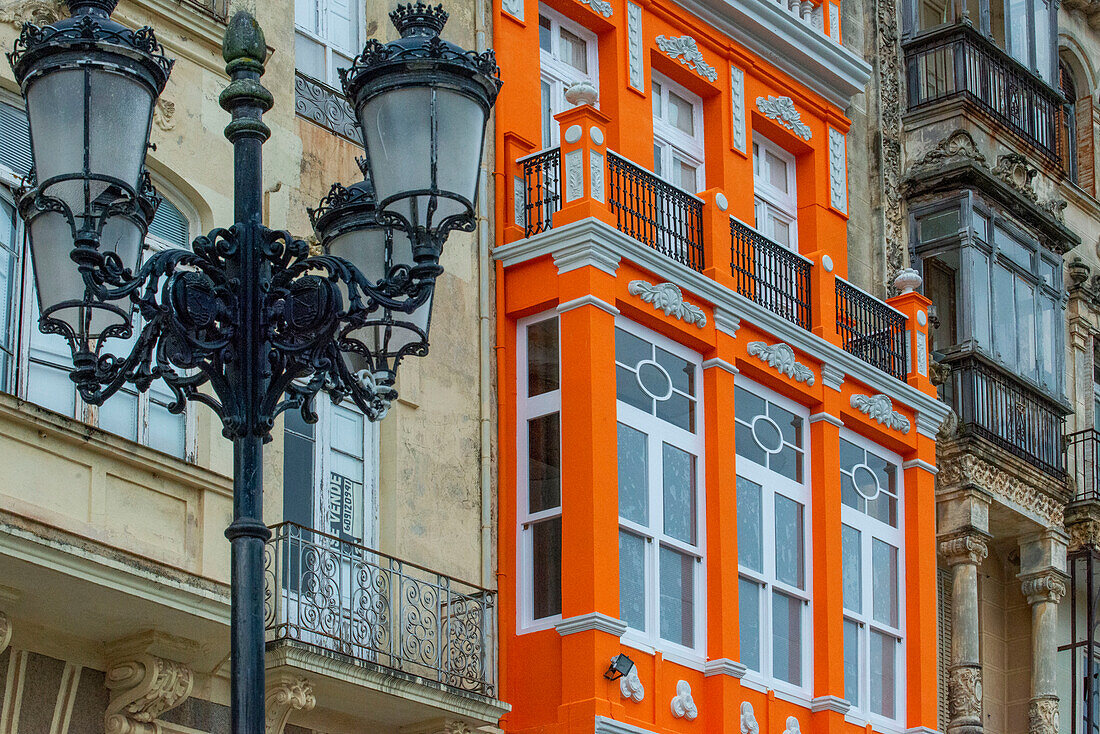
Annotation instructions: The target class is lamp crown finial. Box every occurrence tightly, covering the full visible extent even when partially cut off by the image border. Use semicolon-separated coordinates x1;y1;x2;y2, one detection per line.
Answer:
390;2;448;38
66;0;118;16
222;11;268;66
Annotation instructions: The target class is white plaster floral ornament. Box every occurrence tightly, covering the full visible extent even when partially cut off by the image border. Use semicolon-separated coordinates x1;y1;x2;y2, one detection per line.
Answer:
578;0;614;17
670;679;698;719
755;95;811;141
746;341;815;385
740;701;759;734
628;280;707;328
655;35;718;82
850;393;911;433
619;662;644;702
783;716;801;734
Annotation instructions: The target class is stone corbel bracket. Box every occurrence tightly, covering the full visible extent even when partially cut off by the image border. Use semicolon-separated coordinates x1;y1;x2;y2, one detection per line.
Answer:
266;675;316;734
628;280;707;328
850;393;911;434
746;341;815;385
105;655;194;734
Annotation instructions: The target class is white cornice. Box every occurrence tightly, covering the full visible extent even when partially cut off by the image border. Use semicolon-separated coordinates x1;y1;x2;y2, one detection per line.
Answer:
596;716;660;734
809;412;844;427
811;695;852;714
667;0;871;107
714;307;741;336
703;658;746;677
557;295;620;316
555;612;628;637
903;458;939;475
493;219;951;426
702;357;739;375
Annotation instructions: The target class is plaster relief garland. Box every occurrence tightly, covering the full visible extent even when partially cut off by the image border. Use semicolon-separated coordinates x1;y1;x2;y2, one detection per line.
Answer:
850;393;911;433
655;35;718;82
746;341;815;385
670;680;698;720
627;280;707;327
755;96;811;141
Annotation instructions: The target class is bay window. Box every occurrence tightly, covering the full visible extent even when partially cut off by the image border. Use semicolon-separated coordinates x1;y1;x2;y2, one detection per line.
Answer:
518;313;563;630
538;7;598;147
735;381;811;695
840;435;904;724
651;73;704;194
295;0;361;88
616;322;704;659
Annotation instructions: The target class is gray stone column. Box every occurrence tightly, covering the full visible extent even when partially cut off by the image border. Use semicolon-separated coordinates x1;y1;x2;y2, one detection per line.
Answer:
940;530;990;734
1019;531;1070;734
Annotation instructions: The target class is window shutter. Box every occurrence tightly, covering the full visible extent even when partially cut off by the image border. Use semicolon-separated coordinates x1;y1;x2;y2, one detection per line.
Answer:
938;567;954;733
148;197;190;248
0;102;32;177
1077;94;1095;196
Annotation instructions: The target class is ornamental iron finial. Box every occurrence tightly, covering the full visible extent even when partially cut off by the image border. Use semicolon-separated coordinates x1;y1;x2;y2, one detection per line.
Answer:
390;2;448;37
223;10;267;67
67;0;117;16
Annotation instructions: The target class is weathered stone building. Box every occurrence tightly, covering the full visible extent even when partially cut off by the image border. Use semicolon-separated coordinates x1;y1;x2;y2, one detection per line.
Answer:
844;0;1100;727
0;0;504;732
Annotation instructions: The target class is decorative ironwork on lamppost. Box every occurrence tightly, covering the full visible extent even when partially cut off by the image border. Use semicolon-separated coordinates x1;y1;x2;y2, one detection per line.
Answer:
6;1;500;732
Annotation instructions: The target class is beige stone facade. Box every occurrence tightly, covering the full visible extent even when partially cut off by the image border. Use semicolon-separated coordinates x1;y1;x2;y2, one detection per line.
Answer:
0;0;502;732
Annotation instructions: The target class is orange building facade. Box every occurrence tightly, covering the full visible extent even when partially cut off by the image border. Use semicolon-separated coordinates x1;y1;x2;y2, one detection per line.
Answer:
490;0;950;731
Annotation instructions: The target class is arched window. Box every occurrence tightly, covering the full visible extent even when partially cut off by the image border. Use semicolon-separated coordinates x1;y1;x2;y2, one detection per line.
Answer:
1060;60;1079;184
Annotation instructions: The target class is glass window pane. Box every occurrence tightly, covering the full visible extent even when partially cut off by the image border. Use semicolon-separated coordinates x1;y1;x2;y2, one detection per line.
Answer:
652;83;662;117
98;390;139;442
735;386;767;425
616;327;651;368
770;404;802;447
559;27;588;72
659;545;694;647
655;391;695;432
840;438;863;471
528;318;559;396
842;524;862;612
774;494;804;589
766;150;788;193
147;400;186;458
617;364;651;414
771;217;790;248
294;32;325;81
669;91;694;135
772;591;803;685
737;475;763;572
872;539;899;626
618;423;648;524
619;530;646;630
870;630;897;718
539;15;552;50
532;517;562;619
736;421;767;468
677;160;698;192
27;361;75;417
966;246;992;350
330;404;364;457
1016;280;1037;381
841;474;862;512
541;80;552;145
844;619;861;706
283;425;315;526
528;412;561;512
739;577;761;671
918;208;960;241
662;444;696;544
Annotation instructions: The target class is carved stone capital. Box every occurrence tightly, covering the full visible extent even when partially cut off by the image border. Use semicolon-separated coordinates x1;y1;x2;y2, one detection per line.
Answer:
940;532;989;567
0;0;65;27
947;664;983;733
1028;696;1059;734
105;655;193;734
0;611;10;656
1020;571;1068;605
265;675;316;734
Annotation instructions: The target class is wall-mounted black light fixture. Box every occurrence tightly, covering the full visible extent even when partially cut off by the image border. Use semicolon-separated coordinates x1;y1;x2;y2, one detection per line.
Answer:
604;653;636;681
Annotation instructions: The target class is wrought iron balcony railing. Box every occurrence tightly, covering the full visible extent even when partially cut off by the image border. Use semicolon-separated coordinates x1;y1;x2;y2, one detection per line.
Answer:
904;23;1066;164
264;522;497;697
1067;428;1100;501
835;278;908;380
517;148;705;271
943;355;1067;477
730;218;811;329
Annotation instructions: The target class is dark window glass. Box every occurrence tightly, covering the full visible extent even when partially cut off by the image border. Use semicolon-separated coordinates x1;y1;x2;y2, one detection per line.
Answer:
528;412;561;512
532;517;562;619
527;318;559;396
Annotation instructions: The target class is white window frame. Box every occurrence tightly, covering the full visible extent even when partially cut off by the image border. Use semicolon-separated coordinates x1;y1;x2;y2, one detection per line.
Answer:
294;0;364;88
538;5;599;148
734;377;813;701
517;311;563;634
753;133;799;250
839;429;907;730
615;318;706;666
651;71;705;194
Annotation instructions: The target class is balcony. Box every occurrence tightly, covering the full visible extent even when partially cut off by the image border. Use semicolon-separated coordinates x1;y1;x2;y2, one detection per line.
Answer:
904;23;1066;164
265;523;504;724
836;278;909;380
943;354;1067;477
1067;428;1100;502
730;218;812;330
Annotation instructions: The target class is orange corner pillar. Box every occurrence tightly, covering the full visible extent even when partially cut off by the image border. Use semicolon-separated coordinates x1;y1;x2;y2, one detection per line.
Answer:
554;100;616;230
885;268;936;397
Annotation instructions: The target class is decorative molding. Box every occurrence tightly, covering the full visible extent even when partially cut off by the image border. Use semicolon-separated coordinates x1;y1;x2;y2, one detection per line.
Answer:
513;176;526;229
809;412;844;428
746;341;815;385
702;357;738;376
551;239;622;275
731;66;746;152
783;717;801;734
1020;571;1068;605
591;150;605;203
265;675;315;734
1028;696;1059;734
937;444;1065;527
153;98;176;132
105;655;194;734
0;0;64;27
555;612;628;637
876;0;905;281
578;0;613;16
903;458;938;475
627;2;643;90
294;73;360;144
655;35;718;82
991;152;1039;203
501;0;523;19
0;611;9;656
948;665;983;724
565;81;599;107
821;362;844;391
810;695;851;714
940;533;989;567
755;96;811;141
915;331;927;376
850;393;910;433
741;701;760;734
564;149;583;202
714;307;741;336
402;719;476;734
557;295;620;316
627;280;707;327
703;658;747;677
620;664;644;702
828;127;847;213
911;130;987;174
670;680;698;720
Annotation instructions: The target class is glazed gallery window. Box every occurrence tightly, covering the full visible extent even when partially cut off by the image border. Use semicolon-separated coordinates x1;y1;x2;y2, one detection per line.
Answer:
0;101;192;459
539;7;598;147
753;135;798;250
518;313;563;630
735;381;811;695
616;322;704;657
295;0;362;88
840;435;904;724
651;73;704;194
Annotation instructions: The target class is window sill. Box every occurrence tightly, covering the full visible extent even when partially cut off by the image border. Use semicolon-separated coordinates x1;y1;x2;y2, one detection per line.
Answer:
516;614;562;636
738;673;814;706
844;710;906;734
620;635;706;672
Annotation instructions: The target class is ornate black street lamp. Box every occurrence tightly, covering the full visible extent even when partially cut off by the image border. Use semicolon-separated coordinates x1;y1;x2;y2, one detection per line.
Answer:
7;1;500;732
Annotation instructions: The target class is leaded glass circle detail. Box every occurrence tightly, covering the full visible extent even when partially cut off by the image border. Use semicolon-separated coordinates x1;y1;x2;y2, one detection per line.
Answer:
852;464;881;500
750;415;784;454
636;360;673;401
